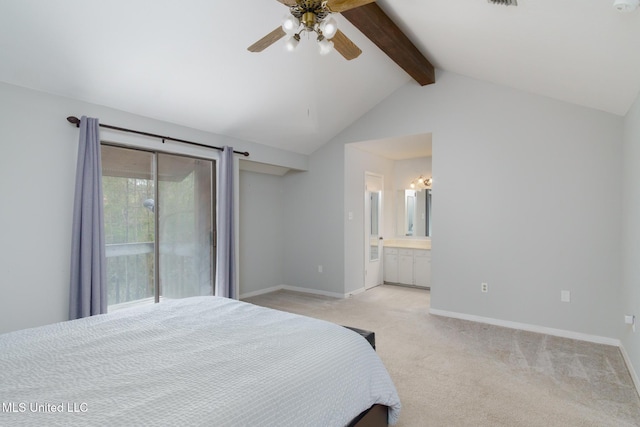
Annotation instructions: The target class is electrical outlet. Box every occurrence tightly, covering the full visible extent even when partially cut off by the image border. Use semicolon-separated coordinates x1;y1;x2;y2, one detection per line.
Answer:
481;283;488;293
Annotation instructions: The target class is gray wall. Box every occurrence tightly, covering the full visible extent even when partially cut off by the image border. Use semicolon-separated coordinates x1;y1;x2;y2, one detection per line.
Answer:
284;71;623;342
622;92;640;382
0;81;306;333
281;142;345;295
2;71;637;384
239;170;285;296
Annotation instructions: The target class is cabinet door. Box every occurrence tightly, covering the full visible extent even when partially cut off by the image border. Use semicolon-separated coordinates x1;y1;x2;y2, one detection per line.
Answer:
384;253;398;283
398;251;414;285
413;250;431;287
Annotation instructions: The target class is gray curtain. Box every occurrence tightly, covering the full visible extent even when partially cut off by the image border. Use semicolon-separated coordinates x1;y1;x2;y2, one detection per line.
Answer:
69;116;107;319
215;146;237;298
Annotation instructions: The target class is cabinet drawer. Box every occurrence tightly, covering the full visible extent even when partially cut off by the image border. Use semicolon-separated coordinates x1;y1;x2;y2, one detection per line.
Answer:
398;249;413;256
414;249;431;258
384;247;398;255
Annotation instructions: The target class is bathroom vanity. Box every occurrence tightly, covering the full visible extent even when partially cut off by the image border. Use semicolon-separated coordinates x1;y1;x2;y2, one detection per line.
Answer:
383;240;431;288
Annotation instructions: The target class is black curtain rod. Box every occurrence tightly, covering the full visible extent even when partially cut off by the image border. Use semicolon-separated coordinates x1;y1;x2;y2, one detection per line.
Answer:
66;116;250;157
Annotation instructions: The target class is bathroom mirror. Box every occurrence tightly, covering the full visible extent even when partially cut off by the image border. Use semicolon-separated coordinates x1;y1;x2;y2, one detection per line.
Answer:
396;189;431;237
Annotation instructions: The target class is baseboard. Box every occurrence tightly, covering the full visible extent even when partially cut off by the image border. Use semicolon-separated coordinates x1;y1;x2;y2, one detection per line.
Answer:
429;308;620;347
619;344;640;398
239;286;285;299
346;287;367;297
240;285;349;300
281;285;346;299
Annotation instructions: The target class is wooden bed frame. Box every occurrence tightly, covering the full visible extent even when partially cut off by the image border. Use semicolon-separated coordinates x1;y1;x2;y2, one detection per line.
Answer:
343;327;388;426
350;404;388;427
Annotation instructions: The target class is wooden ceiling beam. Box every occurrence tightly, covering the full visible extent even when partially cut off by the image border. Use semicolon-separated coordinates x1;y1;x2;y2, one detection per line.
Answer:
341;3;435;86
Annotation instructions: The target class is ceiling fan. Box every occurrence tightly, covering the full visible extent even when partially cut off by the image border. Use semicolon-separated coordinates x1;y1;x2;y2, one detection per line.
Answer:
247;0;375;60
248;0;436;86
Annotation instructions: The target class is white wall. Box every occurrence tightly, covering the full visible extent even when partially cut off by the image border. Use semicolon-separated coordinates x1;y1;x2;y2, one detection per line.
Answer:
239;170;285;296
622;91;640;384
333;71;624;341
0;82;307;333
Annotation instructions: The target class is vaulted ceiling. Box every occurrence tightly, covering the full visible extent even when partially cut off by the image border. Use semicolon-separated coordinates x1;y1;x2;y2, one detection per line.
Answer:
1;1;639;155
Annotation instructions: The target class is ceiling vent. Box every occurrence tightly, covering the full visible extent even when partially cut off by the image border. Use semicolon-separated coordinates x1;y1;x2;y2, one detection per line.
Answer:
488;0;518;5
613;0;639;12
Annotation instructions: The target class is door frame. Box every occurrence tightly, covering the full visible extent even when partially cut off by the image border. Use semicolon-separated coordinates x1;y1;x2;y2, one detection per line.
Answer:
364;172;384;290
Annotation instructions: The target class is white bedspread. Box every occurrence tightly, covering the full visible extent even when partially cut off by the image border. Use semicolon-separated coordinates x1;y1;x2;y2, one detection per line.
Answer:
0;296;400;426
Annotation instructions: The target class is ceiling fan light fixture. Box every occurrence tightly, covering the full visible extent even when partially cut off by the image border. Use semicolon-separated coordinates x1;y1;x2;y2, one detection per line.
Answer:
318;36;334;55
284;34;300;52
282;15;300;34
248;0;365;61
301;11;317;30
320;16;338;39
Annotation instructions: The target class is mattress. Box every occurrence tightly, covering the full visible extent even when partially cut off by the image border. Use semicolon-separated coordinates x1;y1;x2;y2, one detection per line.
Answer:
0;296;400;426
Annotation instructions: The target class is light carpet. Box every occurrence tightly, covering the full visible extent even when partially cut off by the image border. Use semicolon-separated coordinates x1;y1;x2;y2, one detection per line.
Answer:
244;285;640;427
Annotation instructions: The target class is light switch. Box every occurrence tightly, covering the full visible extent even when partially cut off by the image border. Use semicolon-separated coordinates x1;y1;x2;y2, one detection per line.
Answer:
561;290;571;303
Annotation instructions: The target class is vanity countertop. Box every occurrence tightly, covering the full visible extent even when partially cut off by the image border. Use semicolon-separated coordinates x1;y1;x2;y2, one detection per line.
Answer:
384;239;431;250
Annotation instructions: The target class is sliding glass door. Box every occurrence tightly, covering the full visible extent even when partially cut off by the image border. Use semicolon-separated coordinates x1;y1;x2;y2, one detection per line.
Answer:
101;145;216;310
157;153;214;299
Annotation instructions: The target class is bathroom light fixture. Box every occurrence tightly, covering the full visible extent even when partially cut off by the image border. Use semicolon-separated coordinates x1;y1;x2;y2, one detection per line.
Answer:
410;175;432;190
487;0;517;6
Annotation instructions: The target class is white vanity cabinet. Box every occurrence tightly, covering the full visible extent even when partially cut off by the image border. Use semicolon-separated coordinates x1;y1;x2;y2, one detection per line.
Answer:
413;249;431;287
383;248;398;283
398;249;414;285
384;246;431;288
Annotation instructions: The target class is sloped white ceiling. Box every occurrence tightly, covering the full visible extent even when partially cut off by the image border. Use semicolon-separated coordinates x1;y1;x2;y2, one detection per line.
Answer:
0;0;638;155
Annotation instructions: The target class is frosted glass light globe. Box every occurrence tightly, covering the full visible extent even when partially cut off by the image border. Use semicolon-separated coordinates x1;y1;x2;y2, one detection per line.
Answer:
320;16;338;39
282;15;300;34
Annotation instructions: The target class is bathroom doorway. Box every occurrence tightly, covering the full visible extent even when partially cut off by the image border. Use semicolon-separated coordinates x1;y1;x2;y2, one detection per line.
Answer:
364;172;383;289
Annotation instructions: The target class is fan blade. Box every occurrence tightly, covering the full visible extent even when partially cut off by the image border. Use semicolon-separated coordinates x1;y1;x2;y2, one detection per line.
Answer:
327;0;375;13
330;29;362;60
276;0;298;6
248;27;286;52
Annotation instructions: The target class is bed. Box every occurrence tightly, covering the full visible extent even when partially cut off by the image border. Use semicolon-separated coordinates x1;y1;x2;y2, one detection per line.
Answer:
0;296;401;426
